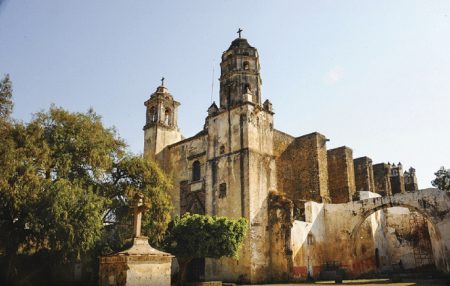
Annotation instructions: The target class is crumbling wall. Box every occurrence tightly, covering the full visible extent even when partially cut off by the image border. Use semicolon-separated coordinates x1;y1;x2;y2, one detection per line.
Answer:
384;208;416;269
268;192;294;282
273;129;295;200
390;173;406;195
274;132;329;203
165;133;207;216
373;163;392;196
384;207;434;269
354;157;376;193
327;146;356;203
291;201;327;280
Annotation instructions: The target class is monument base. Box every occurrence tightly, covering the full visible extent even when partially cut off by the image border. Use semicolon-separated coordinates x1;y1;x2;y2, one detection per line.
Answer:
99;237;173;286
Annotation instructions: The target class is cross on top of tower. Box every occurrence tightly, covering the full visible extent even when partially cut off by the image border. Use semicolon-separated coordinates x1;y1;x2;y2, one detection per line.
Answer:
237;28;243;38
161;77;165;86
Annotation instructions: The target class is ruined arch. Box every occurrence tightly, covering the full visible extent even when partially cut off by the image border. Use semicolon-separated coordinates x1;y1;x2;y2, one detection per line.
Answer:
350;202;441;243
349;191;450;272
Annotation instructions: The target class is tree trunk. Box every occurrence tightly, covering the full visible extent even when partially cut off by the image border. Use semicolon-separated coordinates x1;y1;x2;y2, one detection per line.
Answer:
5;237;20;285
177;258;192;286
6;250;18;284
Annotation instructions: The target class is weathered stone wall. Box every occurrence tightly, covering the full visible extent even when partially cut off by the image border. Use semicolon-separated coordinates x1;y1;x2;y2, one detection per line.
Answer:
353;192;390;274
384;207;435;269
404;168;419;192
384;208;417;269
390;173;406;195
203;103;275;283
99;255;172;286
286;189;450;279
165;133;208;216
268;193;293;282
373;163;392;196
273;129;295;200
354;157;375;193
144;124;182;163
327;146;356;203
321;189;450;275
291;201;327;280
274;132;329;203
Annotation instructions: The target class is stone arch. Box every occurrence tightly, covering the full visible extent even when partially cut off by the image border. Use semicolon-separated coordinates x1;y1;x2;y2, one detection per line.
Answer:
164;108;172;125
349;200;444;272
148;106;156;123
350;201;441;244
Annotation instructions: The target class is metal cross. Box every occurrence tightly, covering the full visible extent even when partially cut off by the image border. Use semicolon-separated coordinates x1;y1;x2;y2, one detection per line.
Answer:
161;77;165;86
237;28;243;38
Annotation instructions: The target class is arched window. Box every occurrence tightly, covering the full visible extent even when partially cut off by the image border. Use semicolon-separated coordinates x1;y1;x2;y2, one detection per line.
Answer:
149;107;156;122
243;83;251;93
165;108;172;125
243;61;250;70
192;160;201;181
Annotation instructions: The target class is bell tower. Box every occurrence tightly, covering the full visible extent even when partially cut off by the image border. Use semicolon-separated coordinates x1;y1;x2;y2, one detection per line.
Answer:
219;31;262;109
205;32;275;283
143;79;182;163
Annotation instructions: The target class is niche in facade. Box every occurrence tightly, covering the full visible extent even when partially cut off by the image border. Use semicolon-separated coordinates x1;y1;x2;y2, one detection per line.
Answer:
219;183;227;198
192;160;201;181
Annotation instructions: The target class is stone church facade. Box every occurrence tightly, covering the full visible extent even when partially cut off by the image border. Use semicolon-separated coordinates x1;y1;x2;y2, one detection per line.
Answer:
142;36;433;283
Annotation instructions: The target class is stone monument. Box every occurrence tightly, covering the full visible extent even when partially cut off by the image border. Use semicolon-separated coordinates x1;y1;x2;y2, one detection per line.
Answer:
99;193;173;286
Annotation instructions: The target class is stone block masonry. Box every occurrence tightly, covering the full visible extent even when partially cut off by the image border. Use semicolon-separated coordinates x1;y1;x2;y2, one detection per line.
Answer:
354;156;376;193
373;163;392;197
275;132;330;203
327;146;356;203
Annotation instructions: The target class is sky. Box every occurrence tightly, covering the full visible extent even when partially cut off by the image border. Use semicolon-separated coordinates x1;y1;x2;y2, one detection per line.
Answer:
0;0;449;188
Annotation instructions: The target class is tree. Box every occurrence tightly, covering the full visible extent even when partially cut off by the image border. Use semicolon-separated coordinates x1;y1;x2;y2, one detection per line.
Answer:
0;104;173;283
431;166;450;191
164;213;248;285
0;74;13;121
0;107;123;282
101;156;173;251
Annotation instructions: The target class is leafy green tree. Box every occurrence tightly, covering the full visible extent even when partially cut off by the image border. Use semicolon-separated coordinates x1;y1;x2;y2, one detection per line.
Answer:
164;213;248;285
0;107;121;281
431;166;450;191
0;102;173;283
101;156;173;250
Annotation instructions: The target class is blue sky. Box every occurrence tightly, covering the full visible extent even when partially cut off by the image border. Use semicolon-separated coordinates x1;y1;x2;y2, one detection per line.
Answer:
0;0;449;188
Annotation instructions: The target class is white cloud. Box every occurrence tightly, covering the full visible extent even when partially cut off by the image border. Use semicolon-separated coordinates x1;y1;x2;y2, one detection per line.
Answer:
325;66;344;84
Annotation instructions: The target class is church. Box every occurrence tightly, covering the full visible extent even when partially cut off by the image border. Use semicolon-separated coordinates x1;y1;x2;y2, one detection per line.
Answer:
141;34;448;284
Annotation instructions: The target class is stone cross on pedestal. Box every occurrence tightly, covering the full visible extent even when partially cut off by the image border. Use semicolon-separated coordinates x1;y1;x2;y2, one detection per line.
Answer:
99;192;173;286
130;193;149;238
